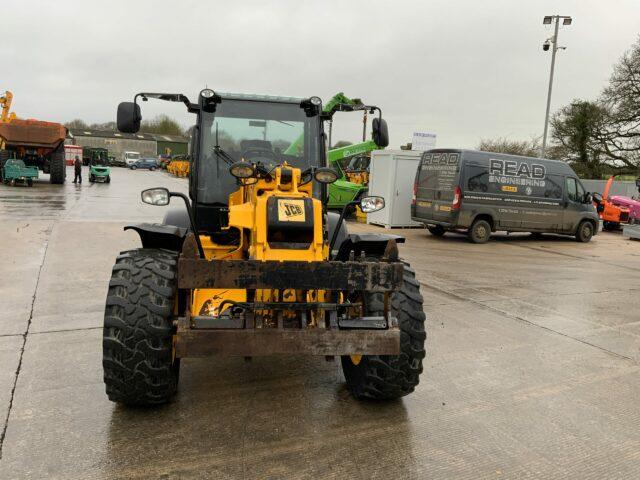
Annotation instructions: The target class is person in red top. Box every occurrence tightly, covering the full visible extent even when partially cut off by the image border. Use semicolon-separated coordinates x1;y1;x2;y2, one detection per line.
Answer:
73;156;82;184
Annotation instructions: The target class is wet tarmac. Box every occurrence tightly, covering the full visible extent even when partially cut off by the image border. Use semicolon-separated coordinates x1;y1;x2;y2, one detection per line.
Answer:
1;166;639;479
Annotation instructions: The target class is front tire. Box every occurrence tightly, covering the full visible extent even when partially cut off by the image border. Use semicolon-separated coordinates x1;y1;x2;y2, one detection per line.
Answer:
576;220;595;243
103;249;180;406
0;149;9;182
341;263;426;400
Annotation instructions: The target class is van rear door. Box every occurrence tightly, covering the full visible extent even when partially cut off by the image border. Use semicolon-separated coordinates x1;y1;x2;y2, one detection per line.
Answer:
413;151;461;225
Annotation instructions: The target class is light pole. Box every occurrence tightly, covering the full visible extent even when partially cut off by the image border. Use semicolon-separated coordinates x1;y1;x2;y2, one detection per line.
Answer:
541;15;572;157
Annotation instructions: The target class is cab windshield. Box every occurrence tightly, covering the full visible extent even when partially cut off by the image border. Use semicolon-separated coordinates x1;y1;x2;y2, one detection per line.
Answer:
197;98;322;204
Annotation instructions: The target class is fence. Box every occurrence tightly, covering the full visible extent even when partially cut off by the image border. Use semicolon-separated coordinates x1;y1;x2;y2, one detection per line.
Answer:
581;180;638;197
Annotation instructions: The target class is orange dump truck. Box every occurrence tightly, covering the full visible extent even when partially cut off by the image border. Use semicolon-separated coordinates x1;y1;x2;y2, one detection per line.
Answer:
0;91;67;184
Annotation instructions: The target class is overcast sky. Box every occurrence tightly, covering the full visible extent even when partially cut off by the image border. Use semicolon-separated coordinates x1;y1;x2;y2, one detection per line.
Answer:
3;0;639;148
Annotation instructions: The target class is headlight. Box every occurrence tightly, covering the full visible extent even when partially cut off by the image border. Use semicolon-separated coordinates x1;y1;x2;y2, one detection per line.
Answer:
141;187;170;206
314;167;338;184
229;161;255;179
200;88;216;98
359;196;385;213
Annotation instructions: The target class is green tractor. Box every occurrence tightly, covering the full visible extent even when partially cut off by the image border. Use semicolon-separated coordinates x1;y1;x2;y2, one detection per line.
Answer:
88;148;111;183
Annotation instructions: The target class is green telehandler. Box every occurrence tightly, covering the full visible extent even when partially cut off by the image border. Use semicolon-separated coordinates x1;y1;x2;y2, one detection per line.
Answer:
286;92;388;210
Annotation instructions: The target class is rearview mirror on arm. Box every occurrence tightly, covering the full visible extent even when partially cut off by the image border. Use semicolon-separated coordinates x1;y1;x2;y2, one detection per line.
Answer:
372;118;389;148
117;102;141;133
141;187;170;206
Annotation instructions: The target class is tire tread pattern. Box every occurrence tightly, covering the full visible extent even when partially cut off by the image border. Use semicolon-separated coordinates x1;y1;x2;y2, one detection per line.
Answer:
342;262;426;400
103;248;179;406
49;144;66;184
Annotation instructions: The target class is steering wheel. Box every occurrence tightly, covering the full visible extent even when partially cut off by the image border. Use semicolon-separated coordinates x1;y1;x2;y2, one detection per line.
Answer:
242;147;277;162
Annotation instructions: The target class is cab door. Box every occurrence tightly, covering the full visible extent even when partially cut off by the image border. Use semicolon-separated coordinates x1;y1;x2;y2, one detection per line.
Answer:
563;177;586;233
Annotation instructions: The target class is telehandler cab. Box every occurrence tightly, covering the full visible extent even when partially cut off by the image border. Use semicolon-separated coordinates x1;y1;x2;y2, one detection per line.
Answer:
103;89;426;405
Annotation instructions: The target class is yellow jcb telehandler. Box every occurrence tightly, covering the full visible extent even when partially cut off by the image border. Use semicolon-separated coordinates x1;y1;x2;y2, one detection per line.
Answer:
103;90;426;405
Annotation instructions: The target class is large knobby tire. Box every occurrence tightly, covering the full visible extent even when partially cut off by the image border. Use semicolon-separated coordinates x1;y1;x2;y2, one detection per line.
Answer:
0;149;9;182
103;249;180;406
468;218;491;244
575;220;595;243
49;144;66;184
602;221;619;231
341;263;426;400
427;225;446;237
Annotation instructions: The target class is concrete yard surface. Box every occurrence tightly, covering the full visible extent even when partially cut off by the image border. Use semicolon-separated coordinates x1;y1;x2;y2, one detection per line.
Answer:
1;166;639;479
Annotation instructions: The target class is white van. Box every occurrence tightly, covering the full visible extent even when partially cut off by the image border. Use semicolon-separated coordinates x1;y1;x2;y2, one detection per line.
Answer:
123;151;141;166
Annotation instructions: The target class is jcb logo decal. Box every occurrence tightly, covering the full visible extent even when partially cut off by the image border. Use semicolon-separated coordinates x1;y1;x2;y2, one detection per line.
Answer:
284;203;303;216
278;199;306;222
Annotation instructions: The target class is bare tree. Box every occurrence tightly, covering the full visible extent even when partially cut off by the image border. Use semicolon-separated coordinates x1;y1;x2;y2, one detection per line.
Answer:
595;36;640;173
477;137;541;157
332;140;353;149
64;119;89;129
140;115;185;136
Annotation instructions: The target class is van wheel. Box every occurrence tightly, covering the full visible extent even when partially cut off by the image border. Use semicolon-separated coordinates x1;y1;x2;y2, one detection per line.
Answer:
576;220;595;243
427;225;446;237
468;219;491;244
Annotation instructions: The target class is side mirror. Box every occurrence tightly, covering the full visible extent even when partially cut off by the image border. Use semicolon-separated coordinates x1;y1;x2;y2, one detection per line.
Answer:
141;187;170;206
372;118;389;148
583;192;593;204
117;102;141;133
360;196;385;213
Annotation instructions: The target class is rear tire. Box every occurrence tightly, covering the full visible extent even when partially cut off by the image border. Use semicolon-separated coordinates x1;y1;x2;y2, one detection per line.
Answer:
575;220;595;243
106;175;111;183
341;263;426;400
49;144;66;184
427;225;446;237
150;166;156;171
468;218;491;244
603;221;619;231
0;149;10;182
103;249;180;406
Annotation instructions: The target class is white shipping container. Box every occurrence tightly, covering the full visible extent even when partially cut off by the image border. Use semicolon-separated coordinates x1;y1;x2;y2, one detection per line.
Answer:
367;150;423;228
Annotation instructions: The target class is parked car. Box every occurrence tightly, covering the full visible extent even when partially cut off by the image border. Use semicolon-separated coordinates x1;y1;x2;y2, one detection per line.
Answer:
129;157;157;170
411;149;599;243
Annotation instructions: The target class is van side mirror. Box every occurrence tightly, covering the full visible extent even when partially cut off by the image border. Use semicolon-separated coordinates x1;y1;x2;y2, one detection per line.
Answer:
117;102;141;133
583;192;593;204
372;118;389;148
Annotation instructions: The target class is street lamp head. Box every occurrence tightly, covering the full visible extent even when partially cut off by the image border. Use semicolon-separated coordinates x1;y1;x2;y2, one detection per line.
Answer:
543;40;550;51
543;16;553;25
563;17;572;25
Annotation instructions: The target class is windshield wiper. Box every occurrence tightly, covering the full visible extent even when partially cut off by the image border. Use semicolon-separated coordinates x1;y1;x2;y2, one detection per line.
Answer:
213;145;235;165
213;121;235;165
